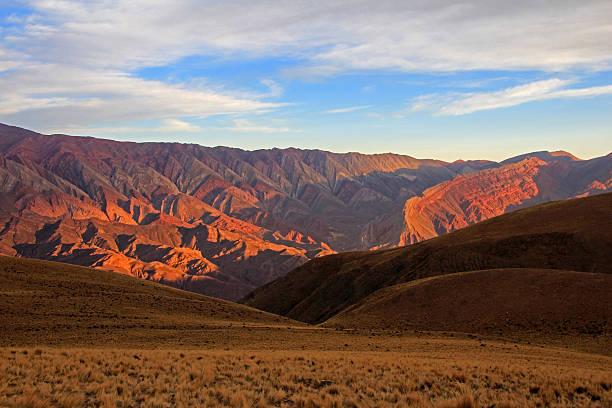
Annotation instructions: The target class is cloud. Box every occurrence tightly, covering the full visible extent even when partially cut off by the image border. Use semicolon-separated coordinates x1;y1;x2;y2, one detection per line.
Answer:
290;1;612;75
46;117;301;139
1;0;612;132
219;119;299;133
0;45;23;72
322;105;372;114
160;119;203;133
258;79;284;98
409;79;612;115
0;64;281;128
1;1;299;131
50;119;205;136
9;1;612;73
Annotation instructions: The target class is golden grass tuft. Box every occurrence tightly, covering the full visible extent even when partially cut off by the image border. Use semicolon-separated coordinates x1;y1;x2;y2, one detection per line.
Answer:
1;347;610;407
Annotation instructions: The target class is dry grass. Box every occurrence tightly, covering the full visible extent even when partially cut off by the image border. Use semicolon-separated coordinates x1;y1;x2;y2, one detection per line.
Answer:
1;344;611;408
0;255;305;348
2;254;612;407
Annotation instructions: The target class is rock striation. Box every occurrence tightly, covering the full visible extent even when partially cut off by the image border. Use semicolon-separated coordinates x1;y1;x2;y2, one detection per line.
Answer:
1;123;611;299
0;124;470;299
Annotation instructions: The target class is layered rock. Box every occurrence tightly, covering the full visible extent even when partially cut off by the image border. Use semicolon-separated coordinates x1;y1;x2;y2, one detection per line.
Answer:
0;124;465;299
364;152;612;247
2;123;610;299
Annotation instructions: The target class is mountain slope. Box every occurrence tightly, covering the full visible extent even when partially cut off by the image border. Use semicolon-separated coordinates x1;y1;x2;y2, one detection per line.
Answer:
0;255;302;346
1;123;611;300
242;192;612;324
364;153;612;247
324;268;612;339
0;123;487;299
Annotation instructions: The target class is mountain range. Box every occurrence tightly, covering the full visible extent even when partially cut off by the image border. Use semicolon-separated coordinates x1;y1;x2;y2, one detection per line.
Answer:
1;123;611;299
3;191;609;352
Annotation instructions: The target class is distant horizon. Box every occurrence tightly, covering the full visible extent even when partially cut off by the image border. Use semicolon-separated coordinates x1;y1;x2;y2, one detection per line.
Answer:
3;121;610;163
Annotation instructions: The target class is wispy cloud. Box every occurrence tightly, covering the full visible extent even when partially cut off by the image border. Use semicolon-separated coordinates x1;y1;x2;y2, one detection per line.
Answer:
48;117;301;138
1;0;612;134
0;65;280;128
409;79;612;116
322;105;372;114
220;119;300;133
51;119;204;136
0;45;23;72
8;1;612;73
259;79;284;98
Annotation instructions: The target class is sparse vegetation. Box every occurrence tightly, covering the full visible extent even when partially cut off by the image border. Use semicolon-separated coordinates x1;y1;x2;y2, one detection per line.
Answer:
323;268;612;354
1;347;610;407
2;252;611;407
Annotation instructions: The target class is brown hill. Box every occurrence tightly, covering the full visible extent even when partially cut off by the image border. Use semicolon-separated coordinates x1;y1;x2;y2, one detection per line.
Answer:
324;268;612;339
242;192;612;324
0;255;301;347
2;256;611;407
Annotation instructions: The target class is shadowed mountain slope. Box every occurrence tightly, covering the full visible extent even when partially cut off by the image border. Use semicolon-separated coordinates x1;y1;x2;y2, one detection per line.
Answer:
0;124;466;299
0;255;301;346
242;192;612;324
323;268;612;339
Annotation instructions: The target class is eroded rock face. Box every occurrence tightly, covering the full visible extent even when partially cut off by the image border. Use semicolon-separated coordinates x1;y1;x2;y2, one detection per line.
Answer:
0;124;466;299
1;123;610;299
389;155;612;246
7;216;326;300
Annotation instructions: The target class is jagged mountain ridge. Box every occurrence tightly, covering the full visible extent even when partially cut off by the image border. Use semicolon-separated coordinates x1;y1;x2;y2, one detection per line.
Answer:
1;123;611;299
0;123;486;299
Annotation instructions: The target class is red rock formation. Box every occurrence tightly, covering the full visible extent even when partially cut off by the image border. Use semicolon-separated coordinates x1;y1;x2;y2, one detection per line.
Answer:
2;123;610;299
392;155;612;246
0;123;461;299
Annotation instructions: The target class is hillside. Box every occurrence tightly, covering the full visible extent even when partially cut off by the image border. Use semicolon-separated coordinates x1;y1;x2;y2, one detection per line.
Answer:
242;192;612;324
0;256;302;347
324;268;612;339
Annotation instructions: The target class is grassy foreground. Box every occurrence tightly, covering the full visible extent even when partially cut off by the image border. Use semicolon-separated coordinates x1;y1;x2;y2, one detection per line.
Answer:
1;257;611;407
2;338;611;408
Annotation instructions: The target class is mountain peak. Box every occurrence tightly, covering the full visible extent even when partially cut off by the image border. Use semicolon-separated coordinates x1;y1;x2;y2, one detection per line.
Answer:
500;150;579;165
549;150;581;160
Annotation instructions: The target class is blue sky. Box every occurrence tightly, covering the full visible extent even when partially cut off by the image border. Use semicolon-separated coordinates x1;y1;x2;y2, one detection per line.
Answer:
0;1;611;161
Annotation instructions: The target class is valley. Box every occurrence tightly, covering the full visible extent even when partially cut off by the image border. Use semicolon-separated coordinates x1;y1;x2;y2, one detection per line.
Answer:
1;126;611;407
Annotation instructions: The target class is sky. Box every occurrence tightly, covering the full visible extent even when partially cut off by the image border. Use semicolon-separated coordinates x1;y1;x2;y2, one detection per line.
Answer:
0;0;611;161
